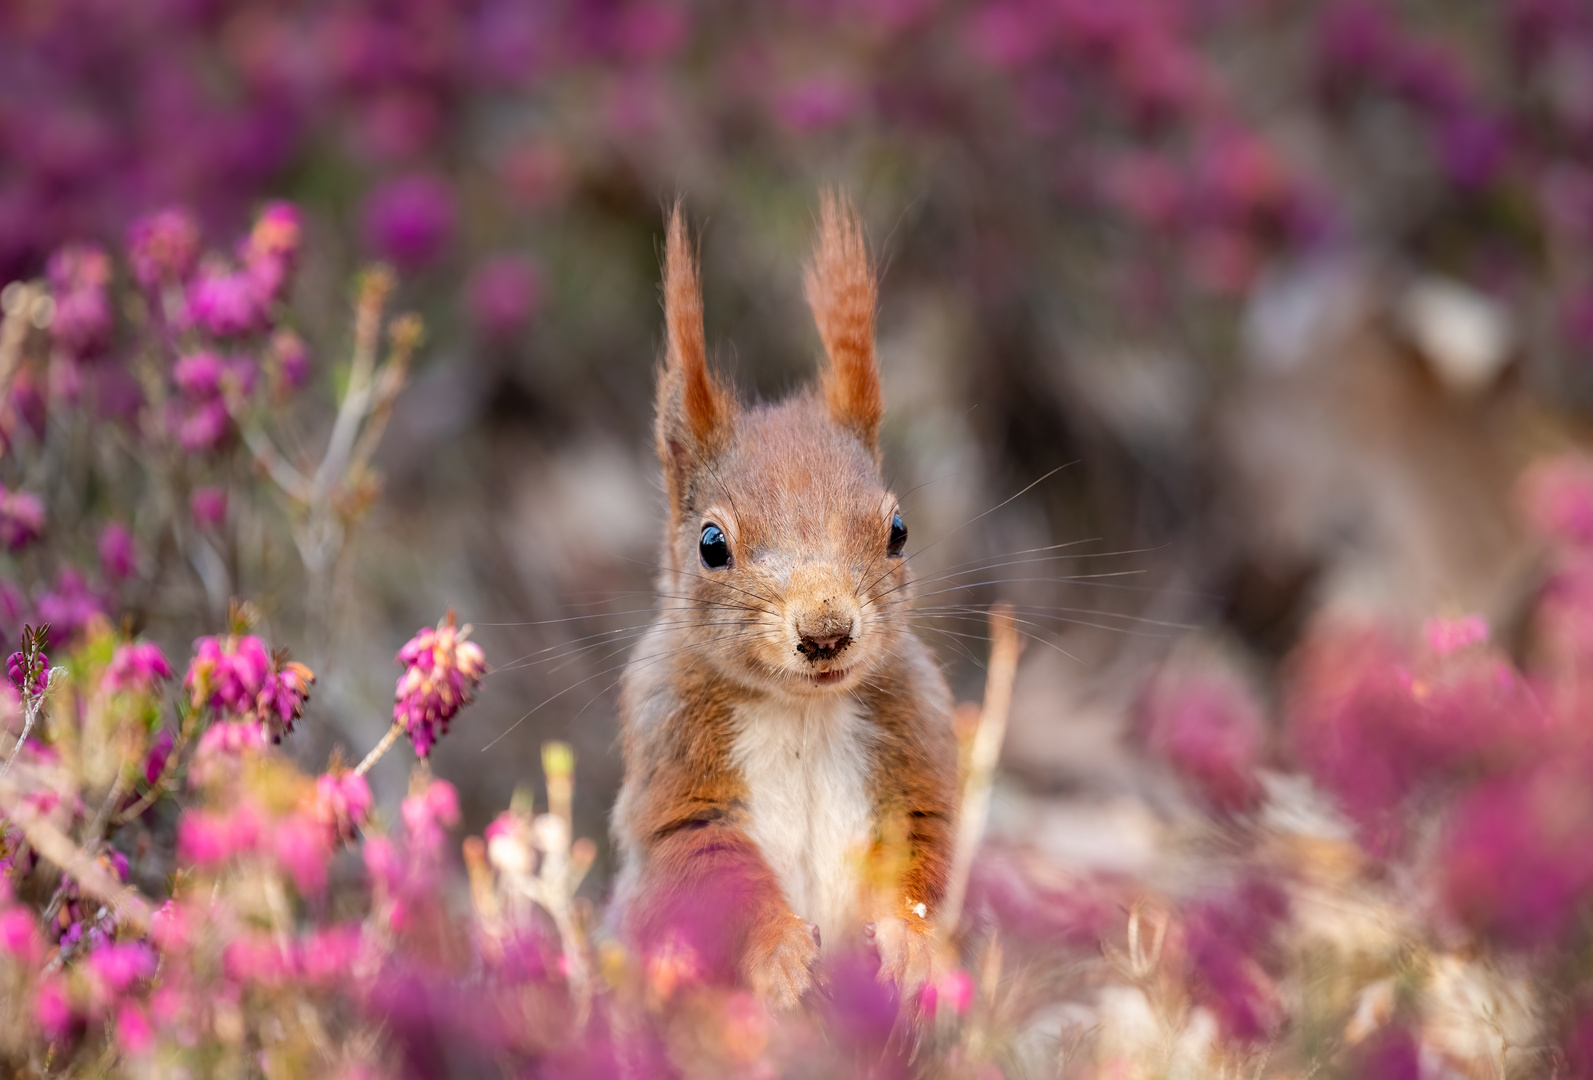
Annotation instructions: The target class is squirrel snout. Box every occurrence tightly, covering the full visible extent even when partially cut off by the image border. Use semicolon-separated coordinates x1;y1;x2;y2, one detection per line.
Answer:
796;630;852;661
793;611;857;663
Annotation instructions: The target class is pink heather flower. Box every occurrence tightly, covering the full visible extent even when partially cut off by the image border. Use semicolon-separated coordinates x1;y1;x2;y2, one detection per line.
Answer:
35;978;72;1039
38;568;105;647
116;1001;155;1056
1441;761;1593;948
126;208;200;291
149;900;189;952
241;200;301;304
173;350;225;398
1520;455;1593;548
7;650;48;695
104;641;174;695
46;243;113;361
466;255;542;341
1183;881;1288;1044
273;816;332;895
185;634;272;716
297;925;364;986
0;906;43;963
172;397;229;452
267;328;310;394
363;835;402;891
918;968;975;1016
177;804;262;866
190;486;228;528
316;771;373;844
143;727;175;786
255;651;315;741
772;76;861;132
98;522;138;581
1424;614;1490;655
185;258;267;338
223;933;292;987
188;720;269;787
1140;664;1266;815
402;778;461;852
88;941;157;995
393;614;487;758
362;174;456;269
0;486;44;551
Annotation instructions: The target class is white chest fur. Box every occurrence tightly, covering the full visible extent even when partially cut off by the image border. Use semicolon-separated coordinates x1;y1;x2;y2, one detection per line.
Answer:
730;695;876;947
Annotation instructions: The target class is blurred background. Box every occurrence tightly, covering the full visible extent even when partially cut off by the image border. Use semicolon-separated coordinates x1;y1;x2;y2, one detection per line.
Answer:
4;0;1589;892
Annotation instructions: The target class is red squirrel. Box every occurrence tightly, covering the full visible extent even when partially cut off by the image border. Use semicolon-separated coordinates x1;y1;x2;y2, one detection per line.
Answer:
611;193;958;1009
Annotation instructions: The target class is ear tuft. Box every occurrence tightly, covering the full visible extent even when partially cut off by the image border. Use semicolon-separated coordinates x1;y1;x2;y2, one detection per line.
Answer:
656;201;734;517
804;189;882;452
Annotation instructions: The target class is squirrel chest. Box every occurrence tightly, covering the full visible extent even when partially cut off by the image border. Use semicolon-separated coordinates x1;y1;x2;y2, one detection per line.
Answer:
729;695;876;947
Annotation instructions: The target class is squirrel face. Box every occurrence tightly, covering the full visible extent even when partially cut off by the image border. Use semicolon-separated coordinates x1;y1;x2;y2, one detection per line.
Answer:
667;396;909;697
651;192;906;700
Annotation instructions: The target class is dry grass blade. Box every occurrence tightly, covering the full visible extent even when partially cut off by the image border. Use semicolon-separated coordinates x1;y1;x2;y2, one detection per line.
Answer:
940;603;1023;938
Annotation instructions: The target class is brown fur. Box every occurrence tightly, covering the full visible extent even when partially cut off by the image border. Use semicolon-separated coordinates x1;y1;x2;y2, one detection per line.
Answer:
613;195;956;1010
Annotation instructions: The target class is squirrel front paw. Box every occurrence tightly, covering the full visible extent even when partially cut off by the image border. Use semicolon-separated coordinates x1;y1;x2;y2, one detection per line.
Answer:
869;913;944;1004
743;913;822;1010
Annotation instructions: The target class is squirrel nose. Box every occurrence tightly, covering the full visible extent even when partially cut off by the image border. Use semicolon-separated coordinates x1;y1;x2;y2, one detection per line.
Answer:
804;632;847;653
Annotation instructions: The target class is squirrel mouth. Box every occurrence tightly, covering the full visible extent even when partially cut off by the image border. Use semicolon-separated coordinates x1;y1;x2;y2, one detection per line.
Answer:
806;668;848;686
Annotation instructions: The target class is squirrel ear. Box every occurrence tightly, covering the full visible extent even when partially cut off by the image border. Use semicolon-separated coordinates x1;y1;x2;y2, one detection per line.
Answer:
805;189;881;454
655;201;734;508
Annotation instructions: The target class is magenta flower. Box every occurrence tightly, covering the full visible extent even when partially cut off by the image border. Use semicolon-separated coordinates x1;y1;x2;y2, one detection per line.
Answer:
173;351;225;397
188;721;270;788
0;486;45;551
1140;663;1266;815
393;614;487;758
0;906;43;964
1183;881;1288;1044
185;634;272;717
255;650;315;741
190;486;228;528
103;641;174;695
126;208;200;291
362;174;456;269
267;328;310;393
98;522;138;581
1423;614;1489;655
177;803;262;865
88;941;157;996
34;979;72;1040
272;814;332;895
46;243;113;361
185;258;267;338
1441;761;1593;948
38;569;105;647
402;777;461;852
241;200;302;304
316;771;374;844
143;728;175;786
466;254;542;341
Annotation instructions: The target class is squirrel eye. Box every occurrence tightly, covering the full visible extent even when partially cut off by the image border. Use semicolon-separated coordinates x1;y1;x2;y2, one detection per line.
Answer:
887;511;908;558
699;524;731;569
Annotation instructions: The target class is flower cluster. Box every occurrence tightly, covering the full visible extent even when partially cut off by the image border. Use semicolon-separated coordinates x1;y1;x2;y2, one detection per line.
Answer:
392;614;487;758
184;634;314;740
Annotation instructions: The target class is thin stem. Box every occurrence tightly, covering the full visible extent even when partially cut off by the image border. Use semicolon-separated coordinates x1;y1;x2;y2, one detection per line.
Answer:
939;604;1022;937
354;722;404;777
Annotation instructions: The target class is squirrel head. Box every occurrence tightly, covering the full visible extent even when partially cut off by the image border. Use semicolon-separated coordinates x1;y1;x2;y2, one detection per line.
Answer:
653;191;910;698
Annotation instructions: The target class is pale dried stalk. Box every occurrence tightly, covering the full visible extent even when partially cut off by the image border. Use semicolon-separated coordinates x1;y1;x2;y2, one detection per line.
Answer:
0;281;46;406
0;772;153;935
939;604;1022;937
353;722;403;777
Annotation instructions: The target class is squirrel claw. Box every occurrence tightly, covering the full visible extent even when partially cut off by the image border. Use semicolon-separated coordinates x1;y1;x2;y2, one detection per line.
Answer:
745;914;822;1011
